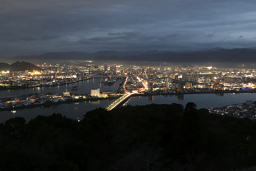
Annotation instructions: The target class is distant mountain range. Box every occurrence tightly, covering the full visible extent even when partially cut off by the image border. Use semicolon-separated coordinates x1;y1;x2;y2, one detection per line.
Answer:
0;61;40;71
11;48;256;63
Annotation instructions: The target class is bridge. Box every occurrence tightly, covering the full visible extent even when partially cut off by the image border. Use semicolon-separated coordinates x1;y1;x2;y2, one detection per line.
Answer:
106;76;147;111
106;92;135;111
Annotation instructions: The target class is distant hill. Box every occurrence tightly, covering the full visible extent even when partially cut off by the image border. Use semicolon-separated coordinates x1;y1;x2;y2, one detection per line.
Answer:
15;52;91;61
12;48;256;63
10;61;40;71
0;63;10;70
0;61;40;71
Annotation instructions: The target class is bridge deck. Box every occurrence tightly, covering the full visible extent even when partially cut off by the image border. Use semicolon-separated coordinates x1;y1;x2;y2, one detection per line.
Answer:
106;93;134;111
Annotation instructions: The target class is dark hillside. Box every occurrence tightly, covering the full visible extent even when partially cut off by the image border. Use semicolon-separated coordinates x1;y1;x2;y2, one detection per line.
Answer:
0;104;255;170
0;63;10;70
10;61;40;71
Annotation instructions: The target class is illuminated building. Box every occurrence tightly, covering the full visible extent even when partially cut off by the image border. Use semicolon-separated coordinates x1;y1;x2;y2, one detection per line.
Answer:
63;92;71;97
91;89;101;97
185;82;193;89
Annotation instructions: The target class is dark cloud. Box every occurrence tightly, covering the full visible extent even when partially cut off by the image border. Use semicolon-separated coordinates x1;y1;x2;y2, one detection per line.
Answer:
0;0;256;56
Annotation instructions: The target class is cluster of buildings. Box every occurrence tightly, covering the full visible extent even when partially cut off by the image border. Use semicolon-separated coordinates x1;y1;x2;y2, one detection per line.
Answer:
0;90;110;111
2;62;256;94
0;63;91;89
90;89;108;98
209;101;256;120
87;63;256;94
2;62;256;112
116;65;256;94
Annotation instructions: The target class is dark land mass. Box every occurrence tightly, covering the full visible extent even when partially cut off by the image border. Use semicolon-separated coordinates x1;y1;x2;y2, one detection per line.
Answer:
1;103;256;170
0;63;10;70
0;61;40;71
13;48;256;63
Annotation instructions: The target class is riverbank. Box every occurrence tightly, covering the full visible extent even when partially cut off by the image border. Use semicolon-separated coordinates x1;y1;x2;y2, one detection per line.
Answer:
2;93;256;123
143;89;256;96
2;90;256;112
0;95;119;112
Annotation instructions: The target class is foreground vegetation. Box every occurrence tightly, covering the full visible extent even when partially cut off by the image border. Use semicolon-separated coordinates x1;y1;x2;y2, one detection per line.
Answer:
0;103;256;170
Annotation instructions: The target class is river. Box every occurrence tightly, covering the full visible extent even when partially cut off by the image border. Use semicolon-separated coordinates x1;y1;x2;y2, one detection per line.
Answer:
1;79;256;122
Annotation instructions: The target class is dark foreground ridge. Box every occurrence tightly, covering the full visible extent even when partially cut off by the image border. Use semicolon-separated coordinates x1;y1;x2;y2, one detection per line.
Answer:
1;103;256;170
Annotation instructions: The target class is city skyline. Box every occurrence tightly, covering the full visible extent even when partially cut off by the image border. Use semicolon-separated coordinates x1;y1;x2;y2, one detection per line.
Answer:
2;1;256;170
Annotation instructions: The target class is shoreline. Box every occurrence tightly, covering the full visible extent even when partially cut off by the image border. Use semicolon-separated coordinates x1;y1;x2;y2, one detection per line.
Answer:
2;91;256;112
0;96;118;112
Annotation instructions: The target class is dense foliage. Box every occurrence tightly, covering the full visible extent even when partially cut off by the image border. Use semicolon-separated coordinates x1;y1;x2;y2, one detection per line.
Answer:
0;103;256;170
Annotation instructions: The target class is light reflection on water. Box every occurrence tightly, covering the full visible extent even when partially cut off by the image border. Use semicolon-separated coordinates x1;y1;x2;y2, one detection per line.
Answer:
0;99;112;123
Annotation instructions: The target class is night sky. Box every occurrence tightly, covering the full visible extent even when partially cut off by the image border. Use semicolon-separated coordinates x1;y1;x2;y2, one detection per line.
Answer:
1;0;256;56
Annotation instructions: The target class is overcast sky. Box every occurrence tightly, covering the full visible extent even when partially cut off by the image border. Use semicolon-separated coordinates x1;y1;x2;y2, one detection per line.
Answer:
1;0;256;56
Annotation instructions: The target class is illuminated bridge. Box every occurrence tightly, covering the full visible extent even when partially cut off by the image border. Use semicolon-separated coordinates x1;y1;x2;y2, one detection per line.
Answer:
106;93;135;111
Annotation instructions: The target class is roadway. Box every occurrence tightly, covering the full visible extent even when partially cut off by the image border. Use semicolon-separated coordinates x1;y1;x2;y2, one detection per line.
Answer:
106;76;148;111
106;92;135;111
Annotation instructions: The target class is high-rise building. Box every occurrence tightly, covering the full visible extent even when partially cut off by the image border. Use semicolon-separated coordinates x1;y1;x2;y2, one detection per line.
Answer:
176;82;183;93
104;64;108;72
148;81;153;92
110;65;117;74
